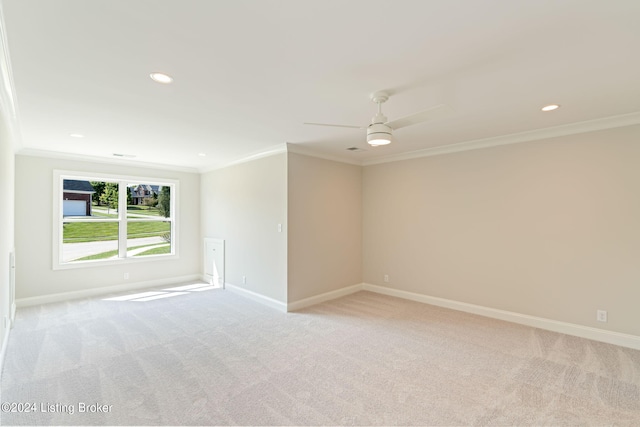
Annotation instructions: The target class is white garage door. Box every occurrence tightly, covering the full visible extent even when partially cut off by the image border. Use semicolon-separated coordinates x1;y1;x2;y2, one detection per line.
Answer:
63;200;86;216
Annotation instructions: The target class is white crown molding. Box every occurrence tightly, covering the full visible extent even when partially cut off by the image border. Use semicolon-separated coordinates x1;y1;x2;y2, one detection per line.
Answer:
0;2;23;151
362;111;640;166
199;143;361;173
198;143;288;173
286;143;362;166
16;147;199;173
199;111;640;172
11;110;640;174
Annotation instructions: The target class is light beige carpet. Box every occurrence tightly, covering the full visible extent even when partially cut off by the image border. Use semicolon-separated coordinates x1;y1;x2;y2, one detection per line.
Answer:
1;285;639;425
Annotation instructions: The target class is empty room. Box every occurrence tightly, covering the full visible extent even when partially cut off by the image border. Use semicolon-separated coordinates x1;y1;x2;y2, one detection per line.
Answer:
1;0;639;425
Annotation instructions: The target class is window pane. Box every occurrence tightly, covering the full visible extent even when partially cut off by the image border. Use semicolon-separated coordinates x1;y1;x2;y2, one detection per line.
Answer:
62;221;119;262
83;180;118;218
127;221;171;257
57;174;174;267
127;183;168;218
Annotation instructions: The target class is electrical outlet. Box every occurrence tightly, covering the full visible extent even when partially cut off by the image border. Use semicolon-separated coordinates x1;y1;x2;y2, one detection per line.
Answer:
384;274;389;283
242;276;246;284
597;310;607;322
124;272;129;280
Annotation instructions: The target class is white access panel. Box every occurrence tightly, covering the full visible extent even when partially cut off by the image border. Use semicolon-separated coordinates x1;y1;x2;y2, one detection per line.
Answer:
204;238;225;288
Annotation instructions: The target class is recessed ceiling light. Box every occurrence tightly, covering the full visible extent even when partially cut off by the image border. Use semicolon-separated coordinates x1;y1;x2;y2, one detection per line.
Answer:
197;153;206;157
541;104;560;112
150;72;173;84
70;133;84;138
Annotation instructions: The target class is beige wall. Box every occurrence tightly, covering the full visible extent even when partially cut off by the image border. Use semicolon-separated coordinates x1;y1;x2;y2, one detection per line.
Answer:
363;125;640;336
287;153;362;302
200;153;288;303
14;155;201;299
9;119;640;340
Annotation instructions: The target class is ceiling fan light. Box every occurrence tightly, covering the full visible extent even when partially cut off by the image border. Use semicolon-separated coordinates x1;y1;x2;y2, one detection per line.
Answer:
367;122;393;146
368;138;392;146
367;132;393;146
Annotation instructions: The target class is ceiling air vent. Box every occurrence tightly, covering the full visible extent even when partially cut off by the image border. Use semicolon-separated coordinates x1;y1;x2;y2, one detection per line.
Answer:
346;147;363;152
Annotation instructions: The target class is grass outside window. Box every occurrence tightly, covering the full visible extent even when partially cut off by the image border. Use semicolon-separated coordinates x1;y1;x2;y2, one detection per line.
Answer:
63;221;170;243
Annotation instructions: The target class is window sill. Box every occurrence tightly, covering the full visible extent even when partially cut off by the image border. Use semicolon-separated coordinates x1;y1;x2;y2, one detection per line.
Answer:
52;253;179;270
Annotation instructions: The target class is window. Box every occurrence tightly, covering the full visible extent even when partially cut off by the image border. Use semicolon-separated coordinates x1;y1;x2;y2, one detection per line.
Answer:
53;171;178;269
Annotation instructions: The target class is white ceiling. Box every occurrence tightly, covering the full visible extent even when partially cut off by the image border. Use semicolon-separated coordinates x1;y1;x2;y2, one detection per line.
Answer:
3;0;640;171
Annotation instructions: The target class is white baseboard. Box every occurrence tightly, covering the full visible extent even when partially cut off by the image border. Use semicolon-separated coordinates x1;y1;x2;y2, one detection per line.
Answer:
15;274;637;350
0;320;10;380
15;274;203;308
363;283;640;351
287;283;364;312
225;283;287;312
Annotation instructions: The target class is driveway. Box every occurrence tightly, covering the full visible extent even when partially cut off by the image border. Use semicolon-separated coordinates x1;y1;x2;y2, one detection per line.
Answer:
62;236;166;262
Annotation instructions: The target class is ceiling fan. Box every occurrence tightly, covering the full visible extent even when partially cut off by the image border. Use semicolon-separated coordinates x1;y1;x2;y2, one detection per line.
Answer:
304;91;454;146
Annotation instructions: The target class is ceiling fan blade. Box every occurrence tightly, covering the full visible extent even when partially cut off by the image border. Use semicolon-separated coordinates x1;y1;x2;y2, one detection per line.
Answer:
303;122;364;129
385;104;454;130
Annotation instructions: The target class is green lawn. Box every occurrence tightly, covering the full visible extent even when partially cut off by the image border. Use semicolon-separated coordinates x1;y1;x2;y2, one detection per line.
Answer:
63;221;170;243
126;205;163;217
135;245;171;257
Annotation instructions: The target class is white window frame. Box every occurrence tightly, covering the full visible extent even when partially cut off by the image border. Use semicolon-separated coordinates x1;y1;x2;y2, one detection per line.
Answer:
53;170;179;270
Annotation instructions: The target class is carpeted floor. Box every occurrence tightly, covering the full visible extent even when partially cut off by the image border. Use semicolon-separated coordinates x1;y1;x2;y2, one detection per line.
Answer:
1;283;639;425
